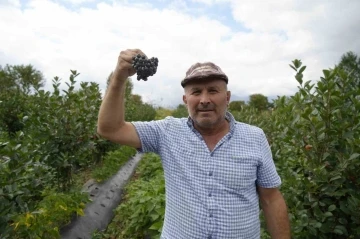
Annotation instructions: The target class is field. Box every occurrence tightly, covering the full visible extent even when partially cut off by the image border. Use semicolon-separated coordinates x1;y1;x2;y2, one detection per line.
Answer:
1;55;359;238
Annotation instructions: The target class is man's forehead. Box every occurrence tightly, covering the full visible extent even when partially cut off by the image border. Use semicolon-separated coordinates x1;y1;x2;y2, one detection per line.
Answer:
185;79;226;89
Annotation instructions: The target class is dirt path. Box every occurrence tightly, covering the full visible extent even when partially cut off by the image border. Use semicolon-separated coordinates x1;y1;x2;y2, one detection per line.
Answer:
60;153;143;239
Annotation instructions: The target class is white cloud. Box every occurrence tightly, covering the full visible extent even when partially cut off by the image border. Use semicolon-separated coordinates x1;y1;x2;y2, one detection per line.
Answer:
190;0;214;5
0;0;359;107
60;0;96;5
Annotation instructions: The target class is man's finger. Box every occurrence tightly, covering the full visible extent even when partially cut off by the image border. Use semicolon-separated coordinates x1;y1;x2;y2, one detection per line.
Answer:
120;53;135;64
128;48;147;58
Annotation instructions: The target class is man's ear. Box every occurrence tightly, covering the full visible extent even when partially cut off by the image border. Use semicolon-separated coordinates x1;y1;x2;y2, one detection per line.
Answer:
226;91;231;105
183;95;187;105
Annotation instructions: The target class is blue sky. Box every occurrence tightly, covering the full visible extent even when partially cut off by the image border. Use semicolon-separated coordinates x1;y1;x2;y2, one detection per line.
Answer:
1;0;360;107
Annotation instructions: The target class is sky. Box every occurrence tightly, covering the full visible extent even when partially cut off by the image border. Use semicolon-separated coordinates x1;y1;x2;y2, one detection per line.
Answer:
1;0;359;108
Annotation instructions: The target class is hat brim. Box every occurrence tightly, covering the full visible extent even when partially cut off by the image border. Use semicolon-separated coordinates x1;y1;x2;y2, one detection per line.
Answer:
181;74;228;88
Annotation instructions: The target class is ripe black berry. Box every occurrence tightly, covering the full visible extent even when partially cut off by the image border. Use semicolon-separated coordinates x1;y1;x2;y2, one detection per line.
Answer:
132;54;159;81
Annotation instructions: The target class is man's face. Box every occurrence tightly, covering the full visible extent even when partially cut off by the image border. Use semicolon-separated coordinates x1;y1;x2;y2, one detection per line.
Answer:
183;78;231;129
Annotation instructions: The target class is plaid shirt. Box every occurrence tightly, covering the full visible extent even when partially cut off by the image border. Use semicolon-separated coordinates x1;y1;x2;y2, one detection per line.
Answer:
132;111;281;239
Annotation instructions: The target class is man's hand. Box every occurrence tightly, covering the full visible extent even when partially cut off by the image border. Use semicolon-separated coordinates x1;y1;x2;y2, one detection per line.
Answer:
113;49;147;83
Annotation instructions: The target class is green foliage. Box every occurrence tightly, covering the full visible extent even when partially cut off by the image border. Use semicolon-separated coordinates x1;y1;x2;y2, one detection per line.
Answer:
23;71;108;190
234;58;360;238
0;91;27;136
0;64;44;94
248;93;270;111
2;52;360;239
0;64;44;136
228;100;246;112
120;78;157;122
268;59;360;238
0;131;55;236
0;67;135;238
100;153;165;239
337;51;360;83
126;101;157;122
155;107;173;120
91;146;137;183
9;191;90;239
172;104;188;118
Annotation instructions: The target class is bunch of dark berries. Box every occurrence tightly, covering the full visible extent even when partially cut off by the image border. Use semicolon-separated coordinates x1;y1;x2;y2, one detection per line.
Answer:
132;54;159;81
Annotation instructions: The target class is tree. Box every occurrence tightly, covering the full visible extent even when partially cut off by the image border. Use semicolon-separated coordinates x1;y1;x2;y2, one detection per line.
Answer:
335;51;360;92
0;64;45;136
336;51;360;88
0;64;44;94
131;94;143;104
228;100;246;112
172;104;188;118
248;93;269;111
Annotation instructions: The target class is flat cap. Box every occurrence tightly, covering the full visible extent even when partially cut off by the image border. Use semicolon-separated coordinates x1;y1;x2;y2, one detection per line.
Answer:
181;62;228;88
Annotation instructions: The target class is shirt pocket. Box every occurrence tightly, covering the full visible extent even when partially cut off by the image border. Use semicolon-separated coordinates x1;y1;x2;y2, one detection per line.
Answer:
217;156;258;191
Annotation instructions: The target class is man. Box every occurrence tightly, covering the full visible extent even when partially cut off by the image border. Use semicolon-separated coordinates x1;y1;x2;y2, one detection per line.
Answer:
97;49;291;239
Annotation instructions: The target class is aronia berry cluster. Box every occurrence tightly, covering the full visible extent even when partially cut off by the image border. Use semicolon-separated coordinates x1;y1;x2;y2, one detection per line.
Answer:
132;54;159;81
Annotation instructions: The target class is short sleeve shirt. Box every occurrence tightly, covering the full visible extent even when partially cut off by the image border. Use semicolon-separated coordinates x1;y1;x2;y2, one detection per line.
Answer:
132;111;281;239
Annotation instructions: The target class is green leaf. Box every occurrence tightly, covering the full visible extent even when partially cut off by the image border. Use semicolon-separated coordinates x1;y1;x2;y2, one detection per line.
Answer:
349;153;360;160
323;212;333;218
338;218;348;225
334;225;348;235
328;204;336;211
314;222;322;228
289;64;297;71
299;66;307;74
330;175;341;182
293;59;302;68
323;69;330;78
295;73;303;85
333;229;343;235
149;221;163;231
150;213;160;221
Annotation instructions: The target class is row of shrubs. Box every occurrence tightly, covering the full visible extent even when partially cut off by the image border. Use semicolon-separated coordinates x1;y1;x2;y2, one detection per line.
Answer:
0;69;154;238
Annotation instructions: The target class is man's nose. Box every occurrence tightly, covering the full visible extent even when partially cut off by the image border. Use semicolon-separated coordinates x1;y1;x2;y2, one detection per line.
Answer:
200;93;210;105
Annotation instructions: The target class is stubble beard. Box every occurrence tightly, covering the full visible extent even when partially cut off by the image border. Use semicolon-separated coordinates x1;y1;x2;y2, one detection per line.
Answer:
192;110;226;130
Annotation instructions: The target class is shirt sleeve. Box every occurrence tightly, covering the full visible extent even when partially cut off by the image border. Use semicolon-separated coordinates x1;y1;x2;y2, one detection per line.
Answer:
131;117;170;154
256;129;282;188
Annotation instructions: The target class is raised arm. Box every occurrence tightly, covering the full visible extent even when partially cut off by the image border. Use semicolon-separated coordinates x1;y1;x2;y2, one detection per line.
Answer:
97;49;145;148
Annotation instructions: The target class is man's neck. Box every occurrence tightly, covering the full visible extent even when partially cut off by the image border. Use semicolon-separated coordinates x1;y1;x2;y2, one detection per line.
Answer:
194;118;230;137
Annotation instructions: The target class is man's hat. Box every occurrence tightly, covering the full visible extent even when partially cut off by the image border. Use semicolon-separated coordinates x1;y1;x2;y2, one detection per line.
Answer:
181;62;228;88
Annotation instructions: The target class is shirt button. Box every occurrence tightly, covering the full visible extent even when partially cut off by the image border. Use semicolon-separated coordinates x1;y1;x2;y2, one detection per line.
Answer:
208;193;212;197
208;171;213;176
208;236;212;239
209;213;213;217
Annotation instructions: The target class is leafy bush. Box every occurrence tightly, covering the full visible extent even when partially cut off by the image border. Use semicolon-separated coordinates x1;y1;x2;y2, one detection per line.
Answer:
9;191;90;239
0;69;127;238
269;60;360;238
0;131;55;237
